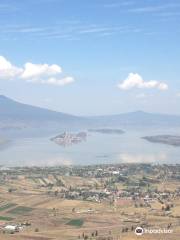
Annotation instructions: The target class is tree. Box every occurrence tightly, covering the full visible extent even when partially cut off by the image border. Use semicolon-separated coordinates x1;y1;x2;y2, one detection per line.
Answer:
54;190;58;196
8;188;12;193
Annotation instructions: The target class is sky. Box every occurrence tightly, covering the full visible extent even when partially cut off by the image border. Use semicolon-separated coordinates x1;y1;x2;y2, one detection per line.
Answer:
0;0;180;116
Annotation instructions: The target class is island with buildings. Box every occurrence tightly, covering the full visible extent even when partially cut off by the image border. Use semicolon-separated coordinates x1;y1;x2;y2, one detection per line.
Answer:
142;135;180;147
50;132;87;147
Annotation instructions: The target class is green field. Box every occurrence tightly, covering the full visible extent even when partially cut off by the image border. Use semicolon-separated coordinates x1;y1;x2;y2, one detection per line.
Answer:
0;216;14;221
66;218;84;227
7;206;33;215
0;203;17;211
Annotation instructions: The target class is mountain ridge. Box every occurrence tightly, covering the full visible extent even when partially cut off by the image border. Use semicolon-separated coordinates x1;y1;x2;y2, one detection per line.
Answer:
0;95;180;129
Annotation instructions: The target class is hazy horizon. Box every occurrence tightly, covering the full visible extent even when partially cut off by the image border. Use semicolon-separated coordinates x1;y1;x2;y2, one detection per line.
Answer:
1;94;180;117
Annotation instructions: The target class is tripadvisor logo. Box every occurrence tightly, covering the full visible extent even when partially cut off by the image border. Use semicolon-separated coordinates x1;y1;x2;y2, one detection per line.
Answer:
135;227;144;236
135;226;173;236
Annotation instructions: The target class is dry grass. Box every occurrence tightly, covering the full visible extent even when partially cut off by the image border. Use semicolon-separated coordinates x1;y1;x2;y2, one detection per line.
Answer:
0;175;179;240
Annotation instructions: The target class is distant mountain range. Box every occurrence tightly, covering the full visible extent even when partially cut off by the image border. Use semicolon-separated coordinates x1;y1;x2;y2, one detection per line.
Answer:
0;95;180;132
90;111;180;128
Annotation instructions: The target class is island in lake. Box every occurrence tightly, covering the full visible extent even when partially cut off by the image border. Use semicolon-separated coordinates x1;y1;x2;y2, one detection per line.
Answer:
142;135;180;147
50;132;87;147
88;128;125;135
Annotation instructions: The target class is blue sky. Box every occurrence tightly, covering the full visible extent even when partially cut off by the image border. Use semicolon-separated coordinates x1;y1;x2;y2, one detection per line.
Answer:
0;0;180;115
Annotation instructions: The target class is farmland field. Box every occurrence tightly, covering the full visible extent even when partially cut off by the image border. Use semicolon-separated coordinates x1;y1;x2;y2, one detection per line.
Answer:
0;164;179;240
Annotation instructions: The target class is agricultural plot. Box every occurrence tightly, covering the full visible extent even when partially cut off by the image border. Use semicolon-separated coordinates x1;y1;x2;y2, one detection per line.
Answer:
7;206;34;215
0;216;14;221
66;218;84;227
0;203;17;212
0;164;179;240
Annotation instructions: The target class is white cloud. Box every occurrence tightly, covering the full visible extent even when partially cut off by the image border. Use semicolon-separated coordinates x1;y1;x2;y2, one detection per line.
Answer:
41;76;74;86
21;62;62;80
118;73;168;91
0;56;22;79
177;92;180;97
128;3;180;13
0;56;74;86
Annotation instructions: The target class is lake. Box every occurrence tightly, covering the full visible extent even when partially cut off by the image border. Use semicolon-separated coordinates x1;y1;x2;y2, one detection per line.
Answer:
0;128;180;167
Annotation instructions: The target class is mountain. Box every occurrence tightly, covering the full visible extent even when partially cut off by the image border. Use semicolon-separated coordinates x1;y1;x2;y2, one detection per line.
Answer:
0;95;78;121
1;95;180;132
0;95;85;130
89;111;180;128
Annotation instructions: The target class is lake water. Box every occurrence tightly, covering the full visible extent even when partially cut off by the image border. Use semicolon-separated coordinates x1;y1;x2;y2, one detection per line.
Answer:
0;128;180;167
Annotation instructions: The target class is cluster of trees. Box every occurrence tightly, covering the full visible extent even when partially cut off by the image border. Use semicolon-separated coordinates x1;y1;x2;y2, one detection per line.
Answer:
78;230;99;239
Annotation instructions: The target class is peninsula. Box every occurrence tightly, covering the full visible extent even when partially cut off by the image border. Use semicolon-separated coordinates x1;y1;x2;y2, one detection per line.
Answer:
142;135;180;147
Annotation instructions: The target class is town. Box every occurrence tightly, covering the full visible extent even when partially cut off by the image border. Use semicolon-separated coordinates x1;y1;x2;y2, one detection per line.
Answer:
0;163;179;239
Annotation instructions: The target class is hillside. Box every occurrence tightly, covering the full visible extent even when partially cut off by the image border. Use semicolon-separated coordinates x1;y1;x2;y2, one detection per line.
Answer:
0;95;85;130
89;111;180;127
0;95;180;132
